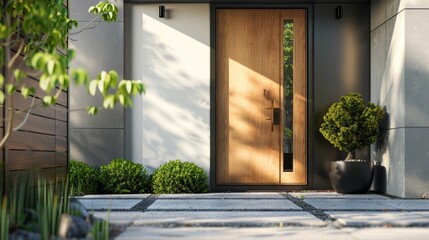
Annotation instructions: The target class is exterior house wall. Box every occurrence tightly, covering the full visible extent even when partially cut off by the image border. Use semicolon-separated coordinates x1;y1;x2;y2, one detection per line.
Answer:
2;2;69;184
313;3;370;189
124;4;211;172
69;0;126;167
371;0;429;198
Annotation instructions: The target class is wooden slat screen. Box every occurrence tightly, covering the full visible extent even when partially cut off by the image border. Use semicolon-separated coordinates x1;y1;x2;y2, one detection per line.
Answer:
2;2;69;185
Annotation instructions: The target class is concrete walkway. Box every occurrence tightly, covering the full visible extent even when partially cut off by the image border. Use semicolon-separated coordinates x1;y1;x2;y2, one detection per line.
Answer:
75;192;429;239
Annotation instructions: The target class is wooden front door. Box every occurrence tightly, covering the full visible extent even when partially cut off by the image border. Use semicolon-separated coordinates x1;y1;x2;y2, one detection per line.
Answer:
216;9;307;185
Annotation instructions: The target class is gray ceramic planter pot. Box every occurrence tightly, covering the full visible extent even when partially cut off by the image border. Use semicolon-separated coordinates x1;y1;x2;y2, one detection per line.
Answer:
329;160;374;194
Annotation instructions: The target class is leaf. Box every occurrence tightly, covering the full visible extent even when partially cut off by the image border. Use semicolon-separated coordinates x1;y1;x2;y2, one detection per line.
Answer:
13;69;27;81
118;94;125;106
43;96;56;105
103;94;116;109
108;71;118;88
39;75;51;92
0;74;4;86
126;81;132;94
89;80;98;96
68;49;76;61
0;91;4;104
87;106;98;115
31;53;45;69
47;60;55;75
21;86;30;99
6;84;16;94
71;68;88;85
97;80;105;95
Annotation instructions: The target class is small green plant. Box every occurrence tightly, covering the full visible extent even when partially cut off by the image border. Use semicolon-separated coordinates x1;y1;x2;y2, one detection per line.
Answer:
0;174;71;239
151;160;208;194
90;210;110;240
319;92;384;160
0;196;9;240
100;158;150;194
69;160;100;196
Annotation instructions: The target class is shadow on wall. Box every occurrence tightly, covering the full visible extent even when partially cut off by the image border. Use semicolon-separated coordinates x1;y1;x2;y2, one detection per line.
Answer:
371;1;405;197
125;4;210;171
70;129;125;168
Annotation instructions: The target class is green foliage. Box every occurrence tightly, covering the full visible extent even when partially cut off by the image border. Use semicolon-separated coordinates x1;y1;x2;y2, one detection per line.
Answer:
319;92;384;158
0;175;70;239
151;160;208;194
100;158;150;194
90;215;110;240
0;0;145;148
283;22;294;150
69;160;100;196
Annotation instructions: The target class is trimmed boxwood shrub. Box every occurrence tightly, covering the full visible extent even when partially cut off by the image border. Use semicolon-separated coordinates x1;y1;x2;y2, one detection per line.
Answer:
69;160;100;196
151;160;208;194
100;158;150;194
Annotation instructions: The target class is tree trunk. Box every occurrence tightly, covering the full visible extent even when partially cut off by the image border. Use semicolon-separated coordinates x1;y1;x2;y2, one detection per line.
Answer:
345;151;355;160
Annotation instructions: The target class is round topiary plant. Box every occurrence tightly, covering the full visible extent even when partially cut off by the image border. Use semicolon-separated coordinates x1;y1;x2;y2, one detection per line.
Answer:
151;160;208;194
69;160;100;196
99;158;150;194
320;92;384;160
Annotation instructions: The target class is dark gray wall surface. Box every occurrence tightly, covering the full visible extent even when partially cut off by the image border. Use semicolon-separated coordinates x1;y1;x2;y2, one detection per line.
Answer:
126;0;369;3
313;3;370;189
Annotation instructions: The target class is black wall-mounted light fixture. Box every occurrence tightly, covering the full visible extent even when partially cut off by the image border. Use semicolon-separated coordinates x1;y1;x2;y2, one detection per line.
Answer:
336;5;343;19
159;5;165;18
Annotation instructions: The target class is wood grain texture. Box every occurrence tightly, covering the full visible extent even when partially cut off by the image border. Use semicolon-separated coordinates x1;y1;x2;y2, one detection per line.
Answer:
56;153;67;167
3;4;69;187
216;9;307;186
14;112;56;135
55;105;67;121
216;9;281;185
13;92;56;119
56;136;67;152
8;131;56;151
56;120;67;137
7;151;56;171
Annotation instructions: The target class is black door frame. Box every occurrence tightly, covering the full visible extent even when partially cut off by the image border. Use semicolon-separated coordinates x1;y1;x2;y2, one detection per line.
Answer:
210;3;315;192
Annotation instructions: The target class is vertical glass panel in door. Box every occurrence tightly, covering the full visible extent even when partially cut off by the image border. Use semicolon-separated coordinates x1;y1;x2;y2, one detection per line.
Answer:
283;20;293;172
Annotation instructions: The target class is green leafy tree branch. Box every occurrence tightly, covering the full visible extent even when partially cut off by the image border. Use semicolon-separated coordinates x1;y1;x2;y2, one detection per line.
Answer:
0;0;145;148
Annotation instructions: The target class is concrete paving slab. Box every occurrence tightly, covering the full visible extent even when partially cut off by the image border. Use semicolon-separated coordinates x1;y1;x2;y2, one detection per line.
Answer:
414;211;429;218
147;199;301;211
75;194;150;199
133;211;325;226
77;199;142;210
290;192;389;199
303;199;396;210
327;211;429;226
158;193;284;199
345;227;429;240
381;199;429;210
93;211;146;225
116;227;356;240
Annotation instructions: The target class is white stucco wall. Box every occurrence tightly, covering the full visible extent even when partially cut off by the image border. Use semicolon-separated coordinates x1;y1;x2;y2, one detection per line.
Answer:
124;4;210;172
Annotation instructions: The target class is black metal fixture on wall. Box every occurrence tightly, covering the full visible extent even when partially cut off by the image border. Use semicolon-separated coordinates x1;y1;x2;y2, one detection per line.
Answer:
159;5;165;18
336;5;343;19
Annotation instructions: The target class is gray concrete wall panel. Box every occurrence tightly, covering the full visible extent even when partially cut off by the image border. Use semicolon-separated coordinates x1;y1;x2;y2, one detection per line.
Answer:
404;128;429;198
373;129;406;198
69;2;125;166
370;13;405;130
371;0;429;31
404;10;429;127
70;129;125;167
70;0;124;22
